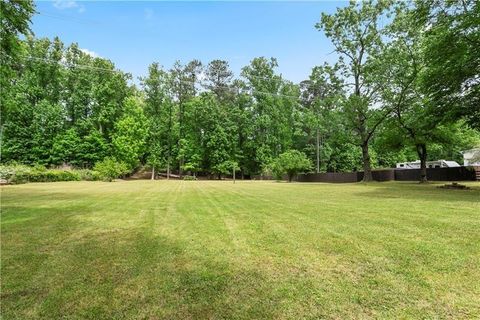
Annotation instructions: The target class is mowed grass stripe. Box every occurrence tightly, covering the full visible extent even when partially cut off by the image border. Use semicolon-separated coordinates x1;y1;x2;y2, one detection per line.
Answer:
1;181;479;319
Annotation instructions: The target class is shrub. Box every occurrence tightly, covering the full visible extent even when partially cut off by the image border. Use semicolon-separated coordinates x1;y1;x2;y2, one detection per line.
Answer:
93;158;130;181
0;165;20;181
183;175;197;181
0;165;32;184
0;165;93;184
77;169;102;181
272;150;312;182
213;160;239;177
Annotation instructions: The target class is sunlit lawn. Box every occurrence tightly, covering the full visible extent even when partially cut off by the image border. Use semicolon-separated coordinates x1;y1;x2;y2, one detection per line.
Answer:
1;180;479;319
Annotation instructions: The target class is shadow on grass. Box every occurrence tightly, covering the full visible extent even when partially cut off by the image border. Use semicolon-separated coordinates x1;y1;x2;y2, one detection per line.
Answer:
353;182;480;203
1;226;281;319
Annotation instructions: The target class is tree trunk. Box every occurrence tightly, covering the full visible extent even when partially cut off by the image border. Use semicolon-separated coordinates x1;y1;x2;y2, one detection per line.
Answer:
151;166;155;180
178;102;184;177
167;161;170;180
168;101;173;181
288;173;294;182
416;143;428;183
316;129;320;173
362;142;373;182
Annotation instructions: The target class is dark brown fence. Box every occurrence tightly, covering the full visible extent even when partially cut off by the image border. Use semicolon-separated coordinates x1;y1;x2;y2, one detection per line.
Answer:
358;169;395;182
394;166;477;181
297;166;478;183
297;172;359;183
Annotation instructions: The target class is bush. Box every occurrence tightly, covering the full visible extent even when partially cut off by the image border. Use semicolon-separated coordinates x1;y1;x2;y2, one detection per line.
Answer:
77;169;102;181
1;165;33;184
213;160;239;177
272;150;312;182
183;175;197;181
0;165;94;184
0;165;21;181
93;158;130;181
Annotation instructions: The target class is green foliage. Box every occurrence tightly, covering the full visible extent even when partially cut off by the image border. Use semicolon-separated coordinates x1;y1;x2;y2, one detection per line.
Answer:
1;1;479;178
272;150;312;182
0;0;35;58
0;164;102;184
417;0;480;128
142;63;174;173
93;158;130;182
1;36;130;168
77;169;102;181
0;164;26;181
181;153;202;176
50;126;109;168
0;0;35;119
213;160;239;177
51;128;81;166
112;96;148;170
241;57;299;171
317;0;394;181
77;129;109;167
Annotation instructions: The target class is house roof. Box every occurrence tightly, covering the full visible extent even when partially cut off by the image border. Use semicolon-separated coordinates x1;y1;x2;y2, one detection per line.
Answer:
461;148;480;154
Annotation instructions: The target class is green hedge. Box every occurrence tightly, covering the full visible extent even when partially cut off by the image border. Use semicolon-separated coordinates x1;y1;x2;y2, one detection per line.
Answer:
0;165;101;184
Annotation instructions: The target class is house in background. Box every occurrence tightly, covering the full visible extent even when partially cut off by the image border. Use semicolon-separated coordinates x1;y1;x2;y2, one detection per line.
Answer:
396;160;460;169
462;148;480;166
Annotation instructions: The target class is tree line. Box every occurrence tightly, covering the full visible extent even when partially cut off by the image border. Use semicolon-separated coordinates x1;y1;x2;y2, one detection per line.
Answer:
1;0;479;182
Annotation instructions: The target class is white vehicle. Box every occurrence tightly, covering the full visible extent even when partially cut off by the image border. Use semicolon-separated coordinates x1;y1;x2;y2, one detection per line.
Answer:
396;160;460;169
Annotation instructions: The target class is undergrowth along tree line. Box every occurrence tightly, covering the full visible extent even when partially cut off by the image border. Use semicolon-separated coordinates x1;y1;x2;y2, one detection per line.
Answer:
1;0;479;182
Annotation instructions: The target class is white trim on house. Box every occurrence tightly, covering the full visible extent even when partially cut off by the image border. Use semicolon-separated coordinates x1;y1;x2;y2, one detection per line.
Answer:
461;148;480;166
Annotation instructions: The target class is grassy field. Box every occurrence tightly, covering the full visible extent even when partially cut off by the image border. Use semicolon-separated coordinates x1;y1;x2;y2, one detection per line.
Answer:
1;180;479;319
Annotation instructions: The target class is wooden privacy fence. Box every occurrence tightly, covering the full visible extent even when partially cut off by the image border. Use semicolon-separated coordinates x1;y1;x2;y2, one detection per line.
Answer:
297;172;358;183
296;166;479;183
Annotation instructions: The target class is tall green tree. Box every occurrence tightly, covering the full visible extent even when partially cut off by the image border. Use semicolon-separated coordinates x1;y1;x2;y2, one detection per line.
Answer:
2;37;64;164
204;59;234;101
242;57;299;173
170;60;203;175
317;0;393;181
379;3;471;182
112;96;148;171
0;0;35;126
183;94;237;178
230;80;256;178
142;62;174;179
415;0;480;128
62;43;130;137
300;64;344;172
2;36;130;167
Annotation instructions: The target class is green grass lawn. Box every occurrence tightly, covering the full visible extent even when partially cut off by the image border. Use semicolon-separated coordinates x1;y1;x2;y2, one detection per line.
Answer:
1;181;479;319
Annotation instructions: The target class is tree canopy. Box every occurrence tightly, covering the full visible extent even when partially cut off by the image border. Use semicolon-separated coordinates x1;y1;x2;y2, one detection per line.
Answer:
1;0;478;182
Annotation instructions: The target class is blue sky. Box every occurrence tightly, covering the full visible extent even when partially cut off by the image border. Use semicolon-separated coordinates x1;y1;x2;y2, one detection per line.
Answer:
32;1;347;83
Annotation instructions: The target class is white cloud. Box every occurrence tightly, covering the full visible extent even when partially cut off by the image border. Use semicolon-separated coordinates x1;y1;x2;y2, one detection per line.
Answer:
80;48;100;58
52;0;85;13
